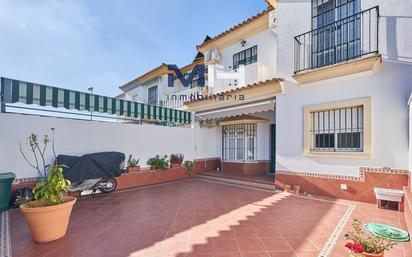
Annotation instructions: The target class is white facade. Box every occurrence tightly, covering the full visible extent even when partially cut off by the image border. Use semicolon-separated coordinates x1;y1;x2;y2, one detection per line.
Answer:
190;0;412;177
274;0;412;176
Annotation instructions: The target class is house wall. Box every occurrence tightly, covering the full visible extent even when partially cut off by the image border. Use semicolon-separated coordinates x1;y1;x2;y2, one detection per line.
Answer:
275;0;412;177
194;111;275;163
209;29;277;94
0;113;194;178
125;74;170;104
219;29;277;81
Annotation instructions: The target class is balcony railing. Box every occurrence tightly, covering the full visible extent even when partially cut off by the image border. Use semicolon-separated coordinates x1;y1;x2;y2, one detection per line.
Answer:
294;6;379;74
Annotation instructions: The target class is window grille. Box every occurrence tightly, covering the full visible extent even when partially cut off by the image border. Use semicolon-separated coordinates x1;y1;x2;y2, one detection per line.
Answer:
148;86;158;106
310;105;363;152
233;46;258;70
222;123;257;162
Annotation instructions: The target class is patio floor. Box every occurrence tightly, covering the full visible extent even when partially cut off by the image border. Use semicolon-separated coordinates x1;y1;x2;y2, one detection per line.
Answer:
9;178;412;257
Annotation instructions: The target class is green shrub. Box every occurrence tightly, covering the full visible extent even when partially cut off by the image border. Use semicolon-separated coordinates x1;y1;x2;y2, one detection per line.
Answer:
170;153;184;165
184;160;194;176
147;155;169;170
19;129;71;206
127;154;140;167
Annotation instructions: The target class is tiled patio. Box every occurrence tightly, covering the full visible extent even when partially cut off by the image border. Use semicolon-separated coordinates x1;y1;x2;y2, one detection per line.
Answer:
8;179;412;257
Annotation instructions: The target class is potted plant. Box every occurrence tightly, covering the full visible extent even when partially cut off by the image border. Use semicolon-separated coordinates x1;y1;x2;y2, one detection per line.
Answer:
127;154;140;172
170;153;184;168
345;218;397;257
184;160;194;176
147;155;169;170
18;129;76;243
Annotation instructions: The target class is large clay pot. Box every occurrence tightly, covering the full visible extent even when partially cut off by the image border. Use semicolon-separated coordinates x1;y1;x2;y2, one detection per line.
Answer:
20;196;76;243
363;252;384;257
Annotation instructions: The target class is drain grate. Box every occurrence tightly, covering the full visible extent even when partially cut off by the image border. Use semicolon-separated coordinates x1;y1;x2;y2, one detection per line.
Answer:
0;211;12;257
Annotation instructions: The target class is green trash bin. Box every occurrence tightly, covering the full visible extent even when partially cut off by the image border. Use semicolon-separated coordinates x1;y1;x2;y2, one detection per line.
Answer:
0;172;16;211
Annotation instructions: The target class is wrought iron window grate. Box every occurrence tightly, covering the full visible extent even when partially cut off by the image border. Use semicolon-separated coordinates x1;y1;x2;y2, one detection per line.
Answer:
310;106;363;152
233;46;258;70
222;123;257;162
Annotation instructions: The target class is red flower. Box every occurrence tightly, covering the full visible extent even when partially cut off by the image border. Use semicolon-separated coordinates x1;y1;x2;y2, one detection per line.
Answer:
345;242;354;249
351;243;364;253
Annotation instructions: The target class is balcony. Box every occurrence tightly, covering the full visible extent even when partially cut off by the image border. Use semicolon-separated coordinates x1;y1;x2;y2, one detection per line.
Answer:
293;6;380;84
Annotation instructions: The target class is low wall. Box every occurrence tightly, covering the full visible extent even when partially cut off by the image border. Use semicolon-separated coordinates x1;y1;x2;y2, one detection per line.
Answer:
0;113;194;178
221;161;269;175
404;187;412;248
193;158;221;173
275;168;409;204
115;166;195;190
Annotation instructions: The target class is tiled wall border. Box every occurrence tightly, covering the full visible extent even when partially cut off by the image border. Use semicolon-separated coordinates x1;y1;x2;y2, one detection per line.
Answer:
0;211;12;257
12;177;37;184
277;167;410;182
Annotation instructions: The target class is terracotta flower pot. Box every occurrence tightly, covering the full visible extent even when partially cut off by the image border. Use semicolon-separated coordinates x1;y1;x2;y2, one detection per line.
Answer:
362;252;384;257
20;196;76;243
127;166;140;173
171;163;181;168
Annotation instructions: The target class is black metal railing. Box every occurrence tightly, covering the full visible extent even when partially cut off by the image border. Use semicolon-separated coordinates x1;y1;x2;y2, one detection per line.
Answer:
294;6;379;73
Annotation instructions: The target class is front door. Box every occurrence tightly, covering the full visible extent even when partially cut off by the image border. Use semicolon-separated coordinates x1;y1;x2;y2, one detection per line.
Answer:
269;123;276;175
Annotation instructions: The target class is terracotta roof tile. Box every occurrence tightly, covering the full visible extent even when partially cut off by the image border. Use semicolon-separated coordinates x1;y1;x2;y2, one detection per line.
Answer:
186;77;284;104
197;7;273;50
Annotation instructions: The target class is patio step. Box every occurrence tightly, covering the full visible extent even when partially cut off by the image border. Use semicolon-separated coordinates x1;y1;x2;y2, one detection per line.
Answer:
196;174;280;192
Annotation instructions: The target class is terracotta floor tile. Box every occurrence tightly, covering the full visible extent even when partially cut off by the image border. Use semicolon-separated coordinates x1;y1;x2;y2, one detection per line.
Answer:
213;239;239;253
261;238;293;252
241;252;270;257
268;252;297;257
284;237;318;251
9;179;409;257
237;237;266;253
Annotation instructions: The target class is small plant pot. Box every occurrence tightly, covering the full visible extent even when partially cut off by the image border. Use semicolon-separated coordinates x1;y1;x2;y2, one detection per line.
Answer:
127;166;140;173
284;184;292;193
362;252;384;257
293;185;301;195
20;196;76;243
171;163;181;168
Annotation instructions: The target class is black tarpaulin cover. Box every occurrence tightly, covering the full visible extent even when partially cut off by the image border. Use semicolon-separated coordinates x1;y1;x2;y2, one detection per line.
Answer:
57;152;125;183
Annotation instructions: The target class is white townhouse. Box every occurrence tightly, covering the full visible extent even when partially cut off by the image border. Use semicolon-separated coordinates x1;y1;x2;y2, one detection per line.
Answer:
117;41;209;110
185;0;412;201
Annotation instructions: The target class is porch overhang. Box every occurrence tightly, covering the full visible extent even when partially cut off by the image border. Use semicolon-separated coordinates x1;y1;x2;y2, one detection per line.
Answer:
185;78;284;113
195;100;275;121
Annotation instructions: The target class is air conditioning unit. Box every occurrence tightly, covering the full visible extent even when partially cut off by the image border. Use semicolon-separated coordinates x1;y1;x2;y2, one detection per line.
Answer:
199;119;216;128
269;9;277;29
205;47;220;64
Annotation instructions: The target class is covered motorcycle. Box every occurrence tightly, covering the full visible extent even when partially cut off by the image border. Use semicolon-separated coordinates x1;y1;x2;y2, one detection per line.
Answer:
57;152;125;193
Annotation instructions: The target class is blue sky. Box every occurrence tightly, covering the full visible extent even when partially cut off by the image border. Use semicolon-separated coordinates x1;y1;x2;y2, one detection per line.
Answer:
0;0;267;97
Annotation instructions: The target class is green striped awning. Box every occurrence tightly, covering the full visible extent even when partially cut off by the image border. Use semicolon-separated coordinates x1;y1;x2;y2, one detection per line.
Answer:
1;77;191;125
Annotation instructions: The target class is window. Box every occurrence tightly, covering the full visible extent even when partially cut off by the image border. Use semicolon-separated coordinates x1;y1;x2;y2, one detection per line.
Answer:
233;46;257;70
304;97;371;158
310;106;363;152
222;124;256;162
148;86;158;106
311;0;361;68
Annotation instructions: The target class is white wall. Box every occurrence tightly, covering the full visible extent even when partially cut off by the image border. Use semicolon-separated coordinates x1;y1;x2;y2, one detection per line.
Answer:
275;0;412;176
208;29;277;94
194;111;275;161
0;113;194;178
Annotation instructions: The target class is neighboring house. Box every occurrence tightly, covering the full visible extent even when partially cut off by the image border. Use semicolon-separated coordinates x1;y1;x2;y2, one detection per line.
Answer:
185;0;412;200
118;40;209;110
